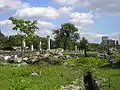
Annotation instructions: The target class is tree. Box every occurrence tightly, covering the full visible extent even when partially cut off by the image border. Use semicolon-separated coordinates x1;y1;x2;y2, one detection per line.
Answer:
9;17;39;46
53;23;80;50
88;43;99;51
79;37;88;57
7;34;22;47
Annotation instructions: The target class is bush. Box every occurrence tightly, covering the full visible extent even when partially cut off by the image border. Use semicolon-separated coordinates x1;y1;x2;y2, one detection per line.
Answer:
75;57;107;66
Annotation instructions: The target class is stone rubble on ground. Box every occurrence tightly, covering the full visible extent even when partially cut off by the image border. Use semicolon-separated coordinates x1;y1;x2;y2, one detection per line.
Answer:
60;77;85;90
8;55;22;63
0;48;72;65
43;53;50;58
23;57;28;61
31;71;41;76
3;56;11;61
60;84;82;90
26;57;38;64
16;62;28;67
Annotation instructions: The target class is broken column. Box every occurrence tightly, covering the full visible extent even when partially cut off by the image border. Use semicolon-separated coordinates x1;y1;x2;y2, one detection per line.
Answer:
47;36;50;50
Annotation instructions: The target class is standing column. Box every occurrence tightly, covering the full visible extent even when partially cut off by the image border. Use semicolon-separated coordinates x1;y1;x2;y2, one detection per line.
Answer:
31;44;34;51
39;41;42;51
22;39;26;51
47;36;50;50
75;45;77;52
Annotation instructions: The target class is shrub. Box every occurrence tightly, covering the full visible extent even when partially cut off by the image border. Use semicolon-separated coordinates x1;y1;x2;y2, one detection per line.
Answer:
75;57;107;66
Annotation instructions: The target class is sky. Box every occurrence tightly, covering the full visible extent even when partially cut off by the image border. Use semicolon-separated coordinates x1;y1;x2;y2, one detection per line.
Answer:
0;0;120;43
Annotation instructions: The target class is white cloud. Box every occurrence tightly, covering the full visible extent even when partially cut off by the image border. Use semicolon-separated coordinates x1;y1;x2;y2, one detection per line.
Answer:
37;29;54;39
0;0;22;11
2;30;18;36
58;7;73;16
54;0;120;15
13;6;73;19
53;0;79;6
69;12;94;26
37;21;55;30
14;7;59;19
84;0;120;15
0;20;55;29
0;20;12;26
37;21;56;39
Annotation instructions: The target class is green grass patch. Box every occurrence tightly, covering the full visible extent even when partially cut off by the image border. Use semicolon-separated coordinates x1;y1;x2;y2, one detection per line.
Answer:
0;65;81;90
0;56;120;90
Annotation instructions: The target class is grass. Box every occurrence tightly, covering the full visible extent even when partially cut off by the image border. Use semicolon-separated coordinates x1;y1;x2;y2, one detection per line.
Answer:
0;56;120;90
0;64;81;90
94;68;120;90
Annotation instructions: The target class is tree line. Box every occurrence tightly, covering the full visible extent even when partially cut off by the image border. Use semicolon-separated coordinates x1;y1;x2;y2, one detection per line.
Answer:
0;17;99;56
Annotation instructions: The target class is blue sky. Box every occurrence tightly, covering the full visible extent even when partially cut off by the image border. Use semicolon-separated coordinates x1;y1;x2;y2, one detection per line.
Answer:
0;0;120;43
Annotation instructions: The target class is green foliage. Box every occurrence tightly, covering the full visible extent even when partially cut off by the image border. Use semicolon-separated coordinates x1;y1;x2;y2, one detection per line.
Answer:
7;34;22;46
53;23;80;50
88;43;99;51
0;56;120;90
0;33;56;50
79;37;88;56
0;65;79;90
116;55;120;60
9;17;39;44
0;30;7;48
74;57;107;66
95;69;120;90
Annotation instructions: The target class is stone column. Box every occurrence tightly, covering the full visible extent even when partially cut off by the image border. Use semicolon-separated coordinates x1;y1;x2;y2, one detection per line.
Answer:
47;36;50;50
31;44;34;51
39;41;42;51
22;39;26;51
75;45;77;51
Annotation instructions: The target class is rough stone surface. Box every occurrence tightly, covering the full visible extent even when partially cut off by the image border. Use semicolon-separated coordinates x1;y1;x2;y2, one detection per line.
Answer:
31;71;41;76
60;84;82;90
8;55;22;63
16;62;28;67
26;57;38;64
43;53;50;58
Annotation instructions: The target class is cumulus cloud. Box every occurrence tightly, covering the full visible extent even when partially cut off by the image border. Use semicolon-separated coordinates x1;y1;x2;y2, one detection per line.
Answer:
0;20;12;26
37;21;56;39
14;7;59;19
0;20;55;29
53;0;79;6
37;21;55;30
13;6;73;19
0;0;22;11
58;7;73;16
54;0;120;15
37;29;54;39
2;30;18;36
69;12;94;26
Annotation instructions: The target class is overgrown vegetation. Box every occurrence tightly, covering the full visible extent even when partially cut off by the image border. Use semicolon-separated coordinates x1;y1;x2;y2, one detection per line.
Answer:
0;56;120;90
0;64;80;90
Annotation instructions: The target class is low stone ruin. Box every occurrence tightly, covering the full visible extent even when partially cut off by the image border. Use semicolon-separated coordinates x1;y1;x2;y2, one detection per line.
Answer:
47;48;64;55
0;55;22;63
